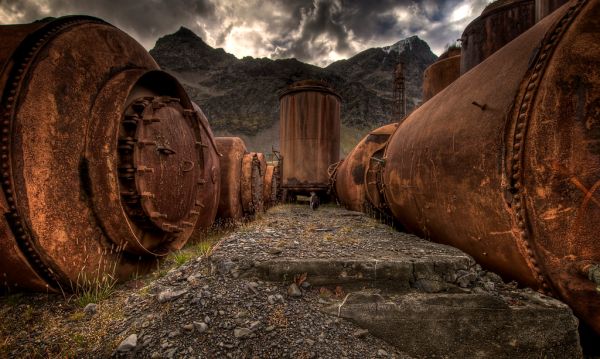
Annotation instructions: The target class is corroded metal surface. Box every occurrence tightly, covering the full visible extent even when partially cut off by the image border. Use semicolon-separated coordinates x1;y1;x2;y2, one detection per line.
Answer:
536;0;570;20
215;137;246;220
460;0;535;74
215;138;265;220
241;152;265;215
279;80;340;195
0;16;218;291
382;0;600;335
333;124;398;212
422;49;461;102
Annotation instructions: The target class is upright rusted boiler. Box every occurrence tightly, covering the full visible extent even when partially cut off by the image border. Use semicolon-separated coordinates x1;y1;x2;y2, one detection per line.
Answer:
422;48;461;102
279;80;340;198
0;16;221;292
332;123;398;213
536;0;570;21
215;137;265;220
382;0;600;335
460;0;535;74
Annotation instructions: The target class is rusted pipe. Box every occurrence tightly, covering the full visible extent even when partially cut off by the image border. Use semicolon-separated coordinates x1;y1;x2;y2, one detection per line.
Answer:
333;123;398;212
382;0;600;335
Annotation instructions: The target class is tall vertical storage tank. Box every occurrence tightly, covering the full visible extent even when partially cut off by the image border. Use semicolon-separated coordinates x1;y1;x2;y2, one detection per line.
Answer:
279;80;341;196
460;0;535;74
422;48;462;102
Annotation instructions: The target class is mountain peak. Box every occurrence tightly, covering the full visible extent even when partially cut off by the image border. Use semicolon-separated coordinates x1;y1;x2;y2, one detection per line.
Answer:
382;35;428;55
173;26;201;39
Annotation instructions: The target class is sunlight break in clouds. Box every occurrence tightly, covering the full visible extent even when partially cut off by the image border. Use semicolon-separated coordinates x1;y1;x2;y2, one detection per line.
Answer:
0;0;493;66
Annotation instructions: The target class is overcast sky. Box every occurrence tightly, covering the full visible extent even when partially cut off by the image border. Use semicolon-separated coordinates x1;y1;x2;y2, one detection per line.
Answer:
0;0;491;66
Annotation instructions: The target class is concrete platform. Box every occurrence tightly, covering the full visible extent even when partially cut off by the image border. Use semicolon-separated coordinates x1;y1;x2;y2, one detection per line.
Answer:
211;205;583;358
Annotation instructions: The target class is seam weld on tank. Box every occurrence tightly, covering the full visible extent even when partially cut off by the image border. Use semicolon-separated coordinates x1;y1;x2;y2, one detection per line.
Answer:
279;80;341;196
422;48;461;102
0;16;219;292
382;0;600;335
460;0;535;75
214;137;266;220
332;123;398;213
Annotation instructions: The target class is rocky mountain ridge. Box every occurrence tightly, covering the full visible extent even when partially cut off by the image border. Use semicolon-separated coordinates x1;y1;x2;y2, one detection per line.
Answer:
150;27;437;153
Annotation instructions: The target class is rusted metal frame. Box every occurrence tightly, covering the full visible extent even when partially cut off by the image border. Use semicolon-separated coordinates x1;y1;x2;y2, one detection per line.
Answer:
506;0;586;295
0;16;106;290
327;159;343;199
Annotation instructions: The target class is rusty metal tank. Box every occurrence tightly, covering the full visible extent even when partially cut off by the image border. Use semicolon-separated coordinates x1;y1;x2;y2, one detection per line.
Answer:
422;48;461;102
279;80;340;196
382;0;600;335
263;164;281;208
332;123;398;212
0;16;220;292
215;137;266;220
536;0;570;21
460;0;535;74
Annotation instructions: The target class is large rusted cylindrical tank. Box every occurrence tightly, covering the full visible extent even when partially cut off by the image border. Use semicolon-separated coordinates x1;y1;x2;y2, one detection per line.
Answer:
279;80;340;196
333;123;398;212
382;0;600;335
536;0;570;21
215;137;266;220
422;48;461;102
460;0;535;74
0;16;220;292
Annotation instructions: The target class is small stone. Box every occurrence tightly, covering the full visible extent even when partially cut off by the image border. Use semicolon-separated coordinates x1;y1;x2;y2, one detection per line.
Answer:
168;331;180;338
301;281;311;289
83;303;97;315
117;334;137;352
268;248;282;255
267;295;276;304
234;328;252;338
204;315;211;324
157;289;188;303
353;329;369;338
249;320;261;331
219;310;225;315
377;349;389;357
182;323;194;332
194;322;209;333
305;338;315;346
287;283;302;297
265;325;275;332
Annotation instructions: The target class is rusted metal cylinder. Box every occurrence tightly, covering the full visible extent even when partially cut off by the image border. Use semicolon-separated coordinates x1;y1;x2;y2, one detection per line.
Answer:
460;0;535;75
279;80;340;196
422;48;461;102
383;0;600;335
263;164;281;209
215;138;266;220
215;137;246;220
0;16;220;292
333;123;398;212
241;152;266;215
536;0;570;21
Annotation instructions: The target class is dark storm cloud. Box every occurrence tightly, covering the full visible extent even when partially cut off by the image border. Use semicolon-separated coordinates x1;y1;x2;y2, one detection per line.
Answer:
0;0;492;66
0;0;218;48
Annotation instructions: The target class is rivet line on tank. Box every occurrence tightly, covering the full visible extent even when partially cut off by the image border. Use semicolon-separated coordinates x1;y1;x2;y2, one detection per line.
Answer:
508;0;585;297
